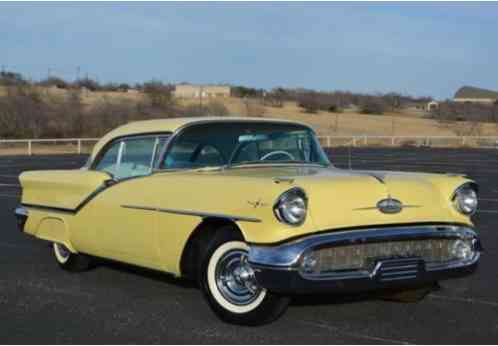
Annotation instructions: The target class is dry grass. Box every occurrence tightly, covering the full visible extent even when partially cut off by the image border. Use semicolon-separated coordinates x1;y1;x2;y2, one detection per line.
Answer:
2;86;498;137
177;96;498;137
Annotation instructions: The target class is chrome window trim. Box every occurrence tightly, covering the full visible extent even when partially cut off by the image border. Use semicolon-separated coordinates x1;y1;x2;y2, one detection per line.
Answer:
121;204;261;223
91;133;172;180
91;133;172;171
116;140;125;169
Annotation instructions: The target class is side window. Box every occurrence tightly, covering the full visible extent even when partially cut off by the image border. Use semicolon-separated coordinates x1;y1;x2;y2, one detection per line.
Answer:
94;136;161;180
116;137;157;179
164;142;224;169
193;145;224;166
259;135;307;161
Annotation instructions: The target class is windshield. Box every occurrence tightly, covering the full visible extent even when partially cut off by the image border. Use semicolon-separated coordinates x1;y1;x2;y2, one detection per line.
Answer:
160;121;330;170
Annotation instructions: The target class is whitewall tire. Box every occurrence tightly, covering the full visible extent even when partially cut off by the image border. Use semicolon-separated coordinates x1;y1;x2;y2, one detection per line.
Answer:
199;227;290;325
52;242;93;272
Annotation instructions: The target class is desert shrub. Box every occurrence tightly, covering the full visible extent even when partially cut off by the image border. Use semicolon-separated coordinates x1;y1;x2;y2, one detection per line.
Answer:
75;77;101;92
297;92;320;113
435;101;497;123
118;83;130;92
0;85;50;138
263;88;286;108
327;104;342;113
38;76;69;89
231;86;264;98
359;97;386;115
86;97;137;136
143;80;175;109
101;83;120;92
0;71;27;87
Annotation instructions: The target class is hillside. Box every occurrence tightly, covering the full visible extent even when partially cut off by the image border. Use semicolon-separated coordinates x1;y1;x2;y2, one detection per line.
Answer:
2;85;497;137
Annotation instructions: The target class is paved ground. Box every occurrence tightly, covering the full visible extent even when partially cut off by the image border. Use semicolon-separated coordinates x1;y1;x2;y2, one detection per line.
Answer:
1;148;497;344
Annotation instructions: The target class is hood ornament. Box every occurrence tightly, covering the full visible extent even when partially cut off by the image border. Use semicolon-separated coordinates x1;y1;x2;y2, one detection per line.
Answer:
354;196;420;213
377;197;403;214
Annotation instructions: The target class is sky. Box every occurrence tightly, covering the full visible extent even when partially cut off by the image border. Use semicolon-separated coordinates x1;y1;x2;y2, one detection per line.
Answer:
1;2;497;99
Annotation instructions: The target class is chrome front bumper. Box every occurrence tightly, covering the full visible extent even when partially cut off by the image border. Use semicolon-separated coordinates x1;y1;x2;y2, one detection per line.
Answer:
248;224;481;294
14;206;29;233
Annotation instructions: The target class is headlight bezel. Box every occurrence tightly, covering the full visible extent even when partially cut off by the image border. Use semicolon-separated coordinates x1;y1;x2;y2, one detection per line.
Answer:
273;187;308;226
452;182;478;216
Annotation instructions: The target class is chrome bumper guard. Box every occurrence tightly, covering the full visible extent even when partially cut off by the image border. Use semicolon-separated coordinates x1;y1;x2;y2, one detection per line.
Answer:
248;225;481;294
14;206;29;233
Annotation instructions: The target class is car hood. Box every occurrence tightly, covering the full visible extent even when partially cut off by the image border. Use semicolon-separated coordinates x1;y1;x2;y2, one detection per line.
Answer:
211;165;471;231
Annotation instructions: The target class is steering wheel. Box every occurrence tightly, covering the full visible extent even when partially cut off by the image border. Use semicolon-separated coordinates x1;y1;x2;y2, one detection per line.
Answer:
260;150;295;161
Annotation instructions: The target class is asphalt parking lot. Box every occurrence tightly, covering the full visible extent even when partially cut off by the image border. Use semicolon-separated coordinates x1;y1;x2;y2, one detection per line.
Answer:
1;147;497;344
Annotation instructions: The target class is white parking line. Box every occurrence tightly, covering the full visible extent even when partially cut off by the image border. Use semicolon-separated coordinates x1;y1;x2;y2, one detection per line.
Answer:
0;174;18;178
0;194;20;198
0;279;94;299
430;294;498;308
0;183;20;187
477;209;498;214
299;320;411;344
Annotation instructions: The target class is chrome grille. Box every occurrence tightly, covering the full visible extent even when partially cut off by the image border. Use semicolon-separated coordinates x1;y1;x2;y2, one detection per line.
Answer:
376;258;422;282
310;238;470;274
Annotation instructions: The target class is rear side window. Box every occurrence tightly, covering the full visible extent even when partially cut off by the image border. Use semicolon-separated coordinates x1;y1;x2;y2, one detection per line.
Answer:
93;135;169;179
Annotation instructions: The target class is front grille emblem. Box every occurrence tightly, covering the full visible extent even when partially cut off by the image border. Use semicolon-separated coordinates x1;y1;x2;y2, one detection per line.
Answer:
377;197;403;214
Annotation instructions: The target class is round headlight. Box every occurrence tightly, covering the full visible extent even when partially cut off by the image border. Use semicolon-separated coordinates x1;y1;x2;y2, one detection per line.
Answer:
452;183;478;215
274;188;308;226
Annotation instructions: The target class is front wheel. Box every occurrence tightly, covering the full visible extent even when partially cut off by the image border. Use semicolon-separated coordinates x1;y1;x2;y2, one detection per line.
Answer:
53;243;93;272
199;229;290;325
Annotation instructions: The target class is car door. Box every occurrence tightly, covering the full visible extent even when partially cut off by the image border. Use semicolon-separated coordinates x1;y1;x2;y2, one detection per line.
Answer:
81;135;168;269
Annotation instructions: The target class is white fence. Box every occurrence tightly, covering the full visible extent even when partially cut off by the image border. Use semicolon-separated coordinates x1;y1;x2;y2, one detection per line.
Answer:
0;138;100;155
316;135;498;149
1;136;498;156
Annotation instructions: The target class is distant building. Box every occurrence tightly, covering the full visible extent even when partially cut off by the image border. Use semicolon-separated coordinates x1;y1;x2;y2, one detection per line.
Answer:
454;86;498;104
426;101;439;112
173;84;231;98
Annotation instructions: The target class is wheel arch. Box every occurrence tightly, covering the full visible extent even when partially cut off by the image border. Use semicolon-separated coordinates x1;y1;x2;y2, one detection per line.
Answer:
35;216;77;252
179;217;246;280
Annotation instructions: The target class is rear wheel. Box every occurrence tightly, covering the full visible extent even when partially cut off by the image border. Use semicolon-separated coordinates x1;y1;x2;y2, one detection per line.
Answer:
53;243;93;272
199;228;290;325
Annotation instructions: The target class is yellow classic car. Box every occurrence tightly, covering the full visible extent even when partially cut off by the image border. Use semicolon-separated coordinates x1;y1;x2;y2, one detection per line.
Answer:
15;117;480;325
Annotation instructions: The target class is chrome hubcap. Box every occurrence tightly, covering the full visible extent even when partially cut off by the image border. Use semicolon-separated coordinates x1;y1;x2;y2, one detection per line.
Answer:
215;249;261;305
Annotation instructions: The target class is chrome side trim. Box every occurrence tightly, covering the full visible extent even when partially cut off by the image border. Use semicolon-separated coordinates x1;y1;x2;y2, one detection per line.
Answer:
121;204;261;223
121;205;156;212
248;224;478;269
